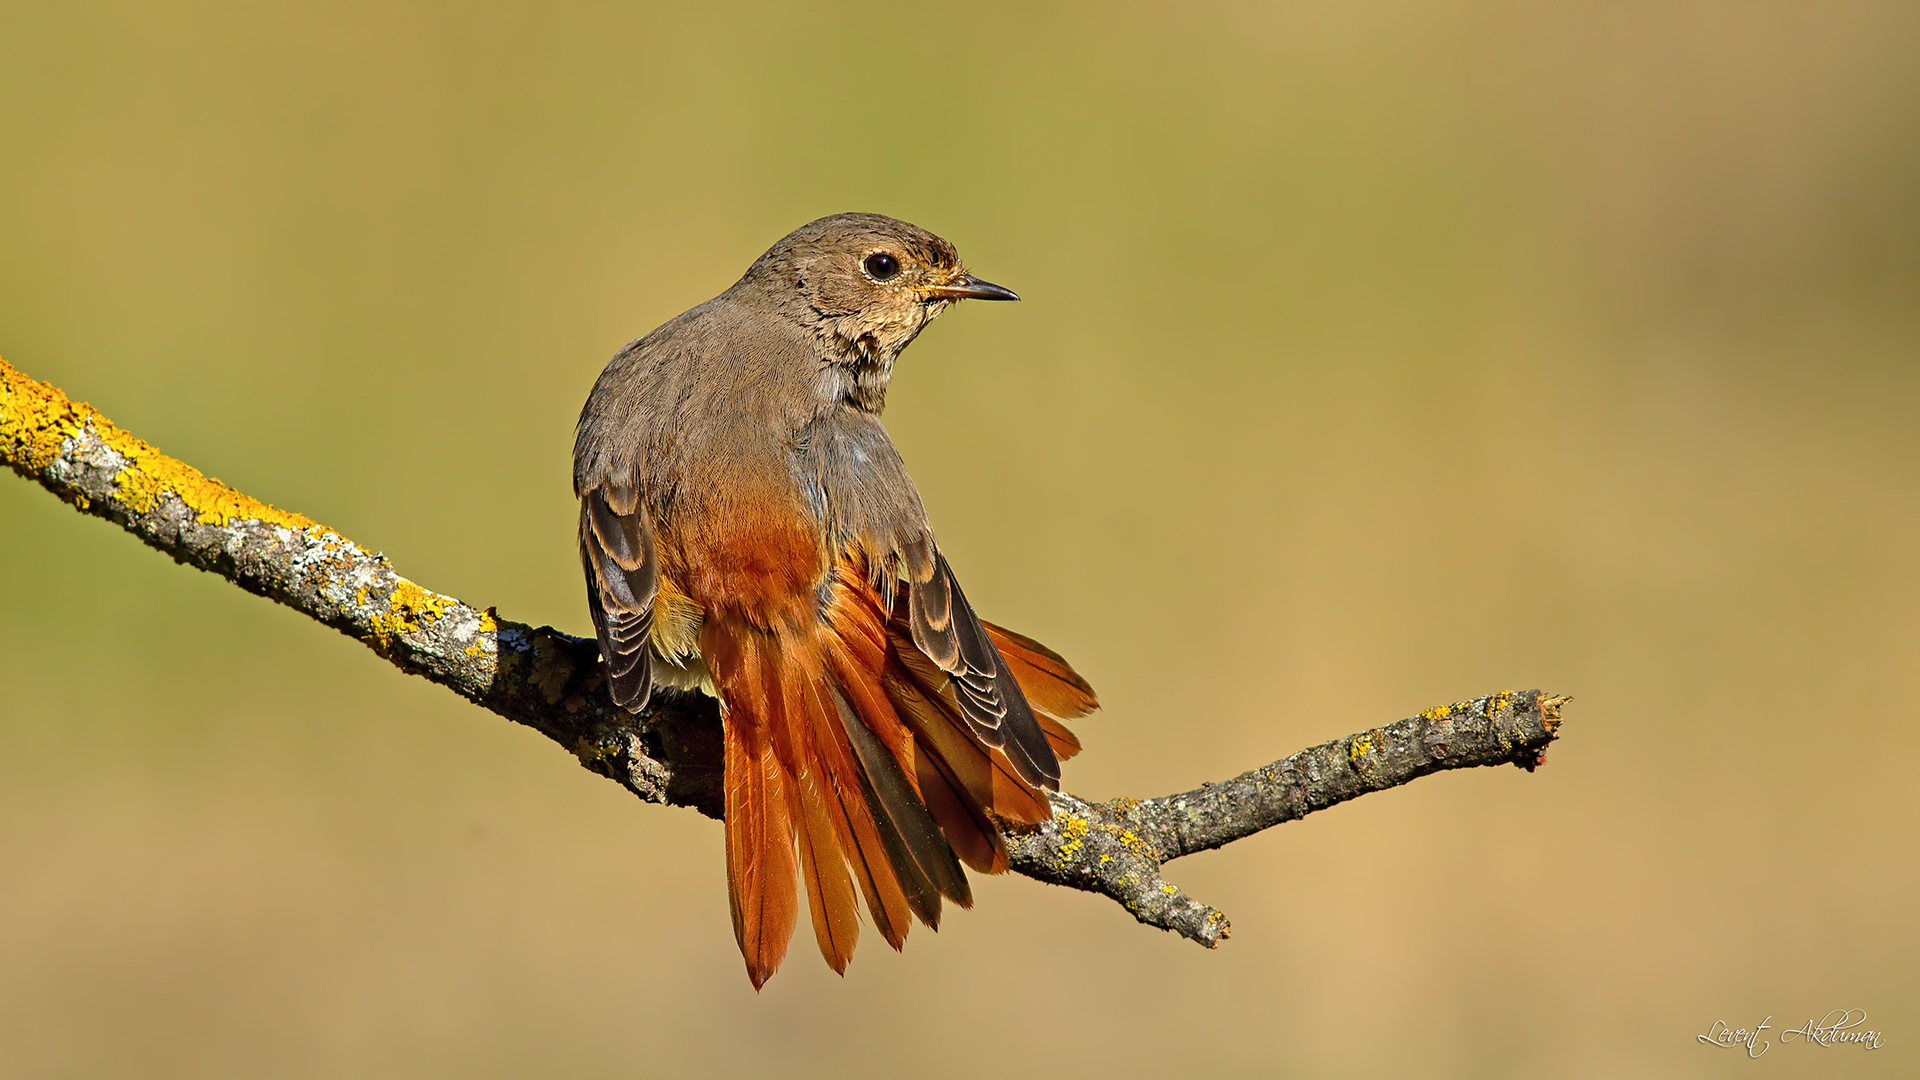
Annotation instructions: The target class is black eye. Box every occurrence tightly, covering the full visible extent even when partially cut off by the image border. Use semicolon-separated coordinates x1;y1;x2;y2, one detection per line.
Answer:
863;252;901;281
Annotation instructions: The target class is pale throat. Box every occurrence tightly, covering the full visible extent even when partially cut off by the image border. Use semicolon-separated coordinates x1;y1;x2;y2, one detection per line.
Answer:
825;299;948;413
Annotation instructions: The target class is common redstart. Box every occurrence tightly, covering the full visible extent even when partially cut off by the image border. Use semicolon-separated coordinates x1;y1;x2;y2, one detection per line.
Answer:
574;213;1096;988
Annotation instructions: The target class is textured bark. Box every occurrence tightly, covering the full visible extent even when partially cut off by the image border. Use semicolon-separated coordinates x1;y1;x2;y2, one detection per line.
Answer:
2;357;1565;946
1005;689;1564;945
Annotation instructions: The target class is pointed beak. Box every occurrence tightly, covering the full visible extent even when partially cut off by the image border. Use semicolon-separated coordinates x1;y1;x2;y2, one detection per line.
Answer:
920;274;1020;302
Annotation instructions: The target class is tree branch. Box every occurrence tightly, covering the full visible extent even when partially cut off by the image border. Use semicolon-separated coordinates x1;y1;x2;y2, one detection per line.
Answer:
2;357;1566;947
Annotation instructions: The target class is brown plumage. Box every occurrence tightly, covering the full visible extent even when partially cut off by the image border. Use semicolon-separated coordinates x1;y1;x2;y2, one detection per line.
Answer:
574;213;1098;988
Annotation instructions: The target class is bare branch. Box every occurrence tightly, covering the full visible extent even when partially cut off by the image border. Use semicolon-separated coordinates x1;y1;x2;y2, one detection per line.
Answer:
1006;690;1564;946
2;357;1566;945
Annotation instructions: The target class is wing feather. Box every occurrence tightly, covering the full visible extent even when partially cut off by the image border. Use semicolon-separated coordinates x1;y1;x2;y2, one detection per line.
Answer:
579;488;657;712
900;546;1061;789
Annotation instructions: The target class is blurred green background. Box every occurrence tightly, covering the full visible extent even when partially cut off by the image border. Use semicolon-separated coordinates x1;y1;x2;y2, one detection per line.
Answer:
3;1;1917;1076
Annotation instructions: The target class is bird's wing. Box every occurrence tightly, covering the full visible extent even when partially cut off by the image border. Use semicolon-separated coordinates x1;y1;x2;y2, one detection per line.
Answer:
978;620;1097;762
897;537;1062;790
580;484;657;712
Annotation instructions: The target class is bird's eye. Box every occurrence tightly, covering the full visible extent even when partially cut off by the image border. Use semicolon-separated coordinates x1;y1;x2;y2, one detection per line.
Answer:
863;252;902;281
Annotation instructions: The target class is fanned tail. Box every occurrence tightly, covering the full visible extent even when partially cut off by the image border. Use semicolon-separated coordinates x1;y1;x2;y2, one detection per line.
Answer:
704;562;1100;987
822;573;973;916
711;621;867;982
707;592;970;985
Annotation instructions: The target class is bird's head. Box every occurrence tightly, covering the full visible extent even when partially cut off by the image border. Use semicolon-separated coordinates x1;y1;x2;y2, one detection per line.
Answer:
739;212;1018;373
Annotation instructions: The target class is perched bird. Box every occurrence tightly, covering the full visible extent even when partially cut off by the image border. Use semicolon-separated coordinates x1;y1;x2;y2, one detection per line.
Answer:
573;213;1098;988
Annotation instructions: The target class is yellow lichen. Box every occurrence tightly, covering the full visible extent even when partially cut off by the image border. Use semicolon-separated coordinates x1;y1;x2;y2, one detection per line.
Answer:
367;579;453;647
1348;732;1388;784
1126;830;1157;858
1;358;86;474
1207;911;1231;943
466;608;499;657
1;357;327;533
1421;703;1454;721
1057;814;1090;862
101;421;320;529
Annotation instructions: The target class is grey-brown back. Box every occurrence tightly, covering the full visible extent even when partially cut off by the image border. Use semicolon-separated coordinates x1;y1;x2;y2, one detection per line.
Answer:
572;287;935;568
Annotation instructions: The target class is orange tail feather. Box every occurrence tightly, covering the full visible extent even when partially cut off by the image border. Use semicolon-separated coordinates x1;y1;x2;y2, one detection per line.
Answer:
705;566;1099;987
722;700;799;991
771;659;861;974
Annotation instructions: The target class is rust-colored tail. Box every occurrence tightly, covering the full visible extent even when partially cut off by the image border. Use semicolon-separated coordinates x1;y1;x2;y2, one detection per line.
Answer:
718;676;799;990
703;566;1097;988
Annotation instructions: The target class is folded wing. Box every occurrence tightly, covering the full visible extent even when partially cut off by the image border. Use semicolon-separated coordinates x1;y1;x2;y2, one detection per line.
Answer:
580;484;657;712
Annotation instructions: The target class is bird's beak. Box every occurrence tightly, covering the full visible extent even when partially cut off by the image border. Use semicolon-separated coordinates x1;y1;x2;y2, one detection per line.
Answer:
920;275;1020;302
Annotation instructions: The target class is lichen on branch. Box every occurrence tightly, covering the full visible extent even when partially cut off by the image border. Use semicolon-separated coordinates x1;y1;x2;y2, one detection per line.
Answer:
3;356;1566;946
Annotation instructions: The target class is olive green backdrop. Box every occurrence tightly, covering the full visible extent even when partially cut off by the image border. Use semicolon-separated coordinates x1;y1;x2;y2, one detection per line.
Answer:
2;1;1915;1076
